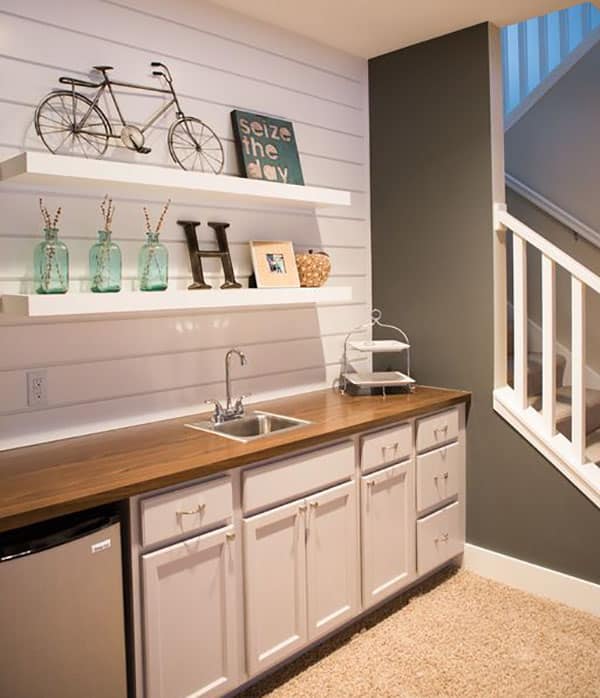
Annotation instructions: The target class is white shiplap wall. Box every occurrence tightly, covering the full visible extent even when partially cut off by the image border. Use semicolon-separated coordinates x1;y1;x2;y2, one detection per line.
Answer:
0;0;371;450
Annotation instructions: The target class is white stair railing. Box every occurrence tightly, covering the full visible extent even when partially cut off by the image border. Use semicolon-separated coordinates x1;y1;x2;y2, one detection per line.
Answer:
493;204;600;507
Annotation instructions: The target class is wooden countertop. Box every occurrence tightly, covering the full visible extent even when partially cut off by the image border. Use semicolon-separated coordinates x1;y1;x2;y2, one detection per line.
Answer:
0;386;470;532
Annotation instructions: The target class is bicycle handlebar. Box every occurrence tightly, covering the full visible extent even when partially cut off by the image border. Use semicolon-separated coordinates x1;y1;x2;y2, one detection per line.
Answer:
151;61;172;82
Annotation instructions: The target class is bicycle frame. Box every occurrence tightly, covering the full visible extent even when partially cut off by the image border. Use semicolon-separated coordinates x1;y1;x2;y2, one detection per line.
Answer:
38;62;224;173
68;74;185;138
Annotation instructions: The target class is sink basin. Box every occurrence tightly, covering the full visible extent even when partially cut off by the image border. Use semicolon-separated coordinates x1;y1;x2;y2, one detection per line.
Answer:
185;411;311;443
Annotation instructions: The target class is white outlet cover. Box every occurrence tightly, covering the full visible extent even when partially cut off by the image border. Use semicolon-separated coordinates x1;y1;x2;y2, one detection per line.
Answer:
27;370;48;407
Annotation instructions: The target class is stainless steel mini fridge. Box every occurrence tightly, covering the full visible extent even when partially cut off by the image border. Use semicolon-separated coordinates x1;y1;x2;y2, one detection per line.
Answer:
0;507;128;698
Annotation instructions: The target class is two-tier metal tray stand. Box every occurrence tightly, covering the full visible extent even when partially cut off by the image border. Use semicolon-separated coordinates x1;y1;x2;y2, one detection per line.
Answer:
339;309;415;396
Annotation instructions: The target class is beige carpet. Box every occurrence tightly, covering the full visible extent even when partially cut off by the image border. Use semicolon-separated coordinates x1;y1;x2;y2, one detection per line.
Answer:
239;568;600;698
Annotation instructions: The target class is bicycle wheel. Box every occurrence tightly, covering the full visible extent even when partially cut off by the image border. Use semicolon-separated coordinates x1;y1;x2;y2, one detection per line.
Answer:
34;90;111;158
168;117;224;173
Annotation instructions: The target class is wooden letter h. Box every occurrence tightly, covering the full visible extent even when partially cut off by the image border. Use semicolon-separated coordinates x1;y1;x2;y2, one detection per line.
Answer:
178;220;242;290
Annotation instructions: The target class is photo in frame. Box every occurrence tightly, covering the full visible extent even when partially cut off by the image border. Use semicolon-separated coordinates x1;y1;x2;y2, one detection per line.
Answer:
249;241;300;288
231;110;304;185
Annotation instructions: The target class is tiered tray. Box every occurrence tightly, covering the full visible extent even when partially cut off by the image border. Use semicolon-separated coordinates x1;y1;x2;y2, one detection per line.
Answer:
340;310;413;394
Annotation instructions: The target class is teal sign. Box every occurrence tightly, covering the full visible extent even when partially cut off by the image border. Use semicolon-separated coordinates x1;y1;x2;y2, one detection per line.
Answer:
231;110;304;186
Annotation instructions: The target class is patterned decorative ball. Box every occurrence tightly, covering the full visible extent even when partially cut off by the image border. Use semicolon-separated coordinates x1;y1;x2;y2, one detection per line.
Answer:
295;249;331;287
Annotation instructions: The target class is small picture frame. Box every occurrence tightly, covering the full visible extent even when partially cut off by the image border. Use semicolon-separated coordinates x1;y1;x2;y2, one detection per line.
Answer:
249;241;300;288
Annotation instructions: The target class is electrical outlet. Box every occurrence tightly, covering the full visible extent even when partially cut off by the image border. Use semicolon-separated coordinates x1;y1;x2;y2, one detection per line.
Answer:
27;370;48;407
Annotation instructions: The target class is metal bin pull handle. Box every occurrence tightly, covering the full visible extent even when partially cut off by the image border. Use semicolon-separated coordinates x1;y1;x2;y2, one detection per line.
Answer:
176;503;206;517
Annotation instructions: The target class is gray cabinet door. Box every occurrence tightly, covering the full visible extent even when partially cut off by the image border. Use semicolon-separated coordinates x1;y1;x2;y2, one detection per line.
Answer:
361;460;416;608
306;480;359;640
244;499;307;676
142;526;238;698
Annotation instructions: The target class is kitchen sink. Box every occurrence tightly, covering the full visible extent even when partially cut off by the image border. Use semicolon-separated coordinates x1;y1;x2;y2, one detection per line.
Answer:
185;411;311;443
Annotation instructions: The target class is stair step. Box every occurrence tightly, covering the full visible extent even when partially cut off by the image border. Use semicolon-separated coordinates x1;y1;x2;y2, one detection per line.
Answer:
529;386;600;437
507;352;567;396
585;429;600;463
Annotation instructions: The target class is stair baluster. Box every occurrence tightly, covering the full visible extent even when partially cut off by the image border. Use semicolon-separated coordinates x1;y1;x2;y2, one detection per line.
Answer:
513;234;528;410
493;215;508;389
541;255;557;436
572;277;587;464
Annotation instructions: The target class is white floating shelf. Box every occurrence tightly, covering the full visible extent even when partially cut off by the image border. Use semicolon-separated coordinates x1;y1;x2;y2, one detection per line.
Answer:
1;287;352;318
0;152;351;208
348;340;410;353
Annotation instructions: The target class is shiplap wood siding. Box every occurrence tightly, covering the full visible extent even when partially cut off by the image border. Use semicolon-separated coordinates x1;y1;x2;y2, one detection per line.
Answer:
0;0;371;449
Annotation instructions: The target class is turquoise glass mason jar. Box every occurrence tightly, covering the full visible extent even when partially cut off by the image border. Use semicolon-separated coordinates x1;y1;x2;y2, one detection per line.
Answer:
90;229;122;293
33;227;69;294
138;231;168;291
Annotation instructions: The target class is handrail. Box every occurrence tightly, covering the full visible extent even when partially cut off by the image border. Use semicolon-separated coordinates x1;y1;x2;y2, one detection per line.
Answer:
494;205;600;296
505;174;600;249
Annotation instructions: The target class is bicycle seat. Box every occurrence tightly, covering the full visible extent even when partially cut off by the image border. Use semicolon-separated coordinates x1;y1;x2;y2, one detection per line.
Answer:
93;65;114;72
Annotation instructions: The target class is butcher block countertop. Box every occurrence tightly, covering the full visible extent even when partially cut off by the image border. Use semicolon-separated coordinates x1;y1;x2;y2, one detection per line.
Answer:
0;386;470;532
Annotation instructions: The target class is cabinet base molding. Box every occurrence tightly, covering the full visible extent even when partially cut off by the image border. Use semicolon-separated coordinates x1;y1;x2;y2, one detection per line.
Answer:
463;544;600;617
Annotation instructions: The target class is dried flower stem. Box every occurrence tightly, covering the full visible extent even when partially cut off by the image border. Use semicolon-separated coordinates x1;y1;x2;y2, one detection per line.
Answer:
39;198;62;229
143;207;152;234
142;198;171;235
40;239;66;291
100;195;115;232
39;198;50;228
93;196;118;289
155;198;171;234
92;239;112;290
140;246;162;289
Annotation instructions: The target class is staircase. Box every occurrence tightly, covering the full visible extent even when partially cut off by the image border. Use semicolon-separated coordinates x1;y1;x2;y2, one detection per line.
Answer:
493;204;600;507
495;7;600;508
502;3;600;128
509;352;600;443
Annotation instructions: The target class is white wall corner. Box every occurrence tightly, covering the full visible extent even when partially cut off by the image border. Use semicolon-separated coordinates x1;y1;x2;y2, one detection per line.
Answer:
463;543;600;617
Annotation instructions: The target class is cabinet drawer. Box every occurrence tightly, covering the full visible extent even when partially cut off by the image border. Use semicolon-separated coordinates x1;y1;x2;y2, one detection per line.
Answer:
416;442;461;514
141;476;232;547
243;441;354;514
361;423;412;473
417;501;463;576
416;408;459;453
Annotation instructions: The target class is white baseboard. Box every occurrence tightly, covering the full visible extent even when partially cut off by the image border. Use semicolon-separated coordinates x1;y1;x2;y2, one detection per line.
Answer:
463;543;600;617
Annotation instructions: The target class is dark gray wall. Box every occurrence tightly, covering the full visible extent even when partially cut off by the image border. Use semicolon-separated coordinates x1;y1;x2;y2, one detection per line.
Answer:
506;40;600;231
369;23;600;583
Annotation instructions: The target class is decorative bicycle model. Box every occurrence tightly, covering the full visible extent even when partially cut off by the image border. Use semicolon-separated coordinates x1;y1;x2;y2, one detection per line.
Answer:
34;62;225;173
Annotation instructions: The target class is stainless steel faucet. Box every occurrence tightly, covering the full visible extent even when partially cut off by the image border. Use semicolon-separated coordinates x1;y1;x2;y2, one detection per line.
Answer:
206;348;248;423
